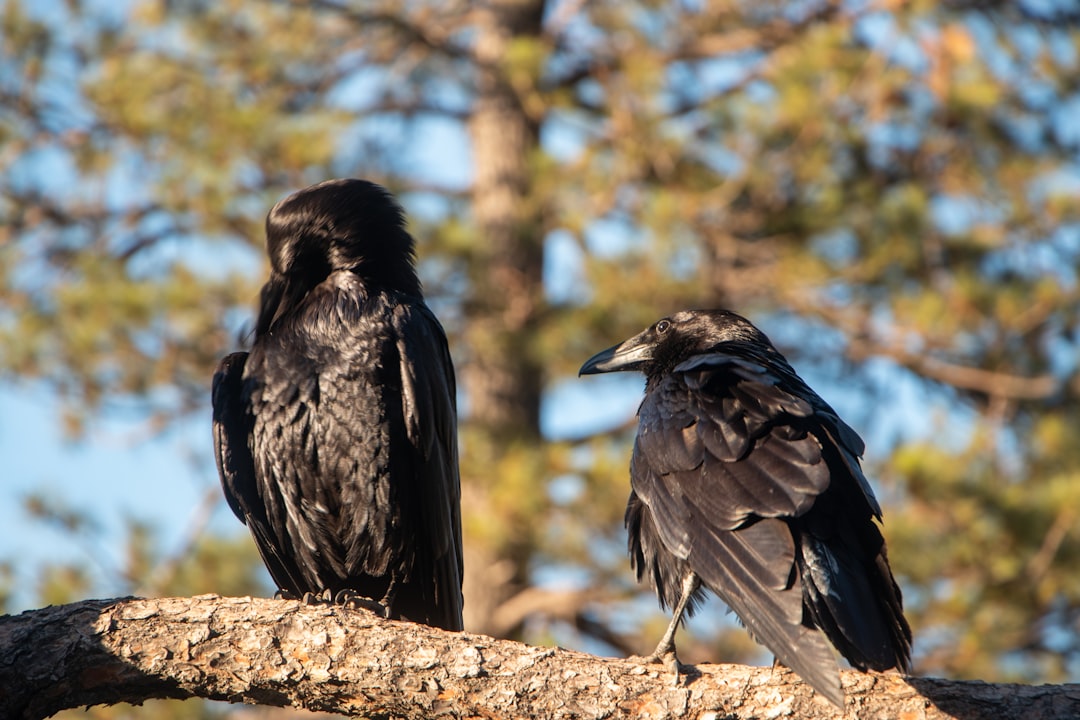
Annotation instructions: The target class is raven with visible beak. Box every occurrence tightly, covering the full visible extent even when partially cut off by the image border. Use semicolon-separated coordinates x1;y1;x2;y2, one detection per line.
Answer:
580;309;910;705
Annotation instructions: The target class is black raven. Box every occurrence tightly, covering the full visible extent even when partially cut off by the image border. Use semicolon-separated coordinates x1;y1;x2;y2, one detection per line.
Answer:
212;178;463;631
580;309;911;706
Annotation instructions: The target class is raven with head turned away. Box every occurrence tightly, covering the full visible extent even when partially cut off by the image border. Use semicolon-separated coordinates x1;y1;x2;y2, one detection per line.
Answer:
580;309;911;706
212;179;463;631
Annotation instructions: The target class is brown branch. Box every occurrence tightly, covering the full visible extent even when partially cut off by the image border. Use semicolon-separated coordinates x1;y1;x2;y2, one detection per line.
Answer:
490;585;604;635
846;336;1060;401
676;0;844;60
1026;507;1078;585
544;0;845;92
805;303;1063;401
487;585;639;656
298;0;474;60
2;595;1079;719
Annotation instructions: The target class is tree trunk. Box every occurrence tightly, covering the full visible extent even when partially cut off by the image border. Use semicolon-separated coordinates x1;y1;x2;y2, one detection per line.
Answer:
464;0;546;439
2;596;1078;720
460;0;548;637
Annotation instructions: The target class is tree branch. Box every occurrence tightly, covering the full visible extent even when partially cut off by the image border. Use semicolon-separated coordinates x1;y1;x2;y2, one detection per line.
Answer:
543;0;844;92
847;337;1061;400
804;302;1064;401
2;595;1077;719
298;0;474;60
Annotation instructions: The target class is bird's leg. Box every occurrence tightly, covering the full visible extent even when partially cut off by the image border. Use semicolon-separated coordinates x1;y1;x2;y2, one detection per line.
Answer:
376;571;400;619
769;655;793;681
638;572;700;685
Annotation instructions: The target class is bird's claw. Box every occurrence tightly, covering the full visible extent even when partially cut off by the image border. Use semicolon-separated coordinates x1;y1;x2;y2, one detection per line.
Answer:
632;649;685;686
273;588;335;605
301;589;334;605
333;589;389;616
271;588;386;615
273;588;325;603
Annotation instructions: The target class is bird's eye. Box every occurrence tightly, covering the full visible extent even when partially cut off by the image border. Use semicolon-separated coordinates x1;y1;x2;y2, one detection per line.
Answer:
655;319;671;334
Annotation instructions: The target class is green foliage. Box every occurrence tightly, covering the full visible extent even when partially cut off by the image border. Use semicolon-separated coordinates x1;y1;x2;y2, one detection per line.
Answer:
887;431;1080;682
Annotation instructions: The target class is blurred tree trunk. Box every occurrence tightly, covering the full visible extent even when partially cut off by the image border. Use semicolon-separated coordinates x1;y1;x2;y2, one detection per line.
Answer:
460;0;547;635
464;0;545;438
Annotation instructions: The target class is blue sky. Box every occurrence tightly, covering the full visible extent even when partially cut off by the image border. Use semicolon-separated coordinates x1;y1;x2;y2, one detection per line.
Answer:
0;382;226;610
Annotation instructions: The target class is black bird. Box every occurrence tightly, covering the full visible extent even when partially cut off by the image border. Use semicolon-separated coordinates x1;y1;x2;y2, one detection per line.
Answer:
212;178;463;631
580;309;911;706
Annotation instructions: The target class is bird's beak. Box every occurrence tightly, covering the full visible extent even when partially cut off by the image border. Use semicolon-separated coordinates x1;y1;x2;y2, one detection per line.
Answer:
579;332;654;375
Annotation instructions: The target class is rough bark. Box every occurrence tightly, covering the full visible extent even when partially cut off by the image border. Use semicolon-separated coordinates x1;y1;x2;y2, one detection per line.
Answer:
2;595;1078;720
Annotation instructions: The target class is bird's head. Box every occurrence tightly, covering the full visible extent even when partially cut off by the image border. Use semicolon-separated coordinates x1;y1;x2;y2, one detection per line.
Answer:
253;179;423;337
264;178;421;295
579;309;776;378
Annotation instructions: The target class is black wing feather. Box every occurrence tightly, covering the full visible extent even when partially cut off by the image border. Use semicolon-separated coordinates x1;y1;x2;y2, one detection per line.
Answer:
629;348;910;706
212;352;253;523
389;302;464;631
211;351;309;594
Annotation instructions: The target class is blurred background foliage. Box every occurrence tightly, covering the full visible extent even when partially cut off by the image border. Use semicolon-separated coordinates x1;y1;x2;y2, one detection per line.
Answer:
2;0;1080;716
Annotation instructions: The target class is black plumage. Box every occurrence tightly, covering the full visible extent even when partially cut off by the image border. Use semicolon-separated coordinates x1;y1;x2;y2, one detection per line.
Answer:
212;178;463;631
580;309;911;706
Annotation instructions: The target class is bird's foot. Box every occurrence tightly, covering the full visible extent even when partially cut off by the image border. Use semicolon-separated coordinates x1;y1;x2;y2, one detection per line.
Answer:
631;648;685;686
301;588;334;605
272;588;333;604
274;589;318;602
333;588;389;617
